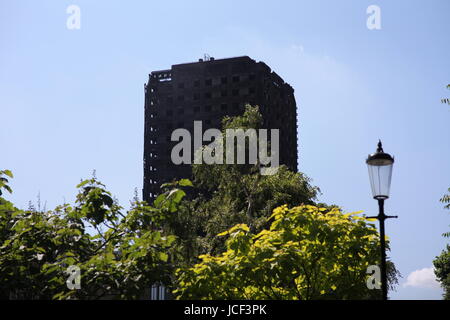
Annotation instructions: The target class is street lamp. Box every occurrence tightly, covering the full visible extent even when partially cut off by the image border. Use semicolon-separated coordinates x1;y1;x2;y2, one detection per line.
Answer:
366;140;397;300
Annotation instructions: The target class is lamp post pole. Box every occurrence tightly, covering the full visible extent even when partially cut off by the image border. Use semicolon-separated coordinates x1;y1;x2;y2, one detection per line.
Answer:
377;199;388;300
369;200;397;300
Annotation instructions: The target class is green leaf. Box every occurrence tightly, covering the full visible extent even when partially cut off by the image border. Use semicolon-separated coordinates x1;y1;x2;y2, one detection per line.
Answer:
3;170;13;178
168;189;186;205
76;180;90;188
4;185;12;194
159;252;168;262
178;179;193;187
153;194;166;208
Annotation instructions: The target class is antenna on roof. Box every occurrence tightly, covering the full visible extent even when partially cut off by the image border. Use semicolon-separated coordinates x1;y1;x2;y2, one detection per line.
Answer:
203;53;211;61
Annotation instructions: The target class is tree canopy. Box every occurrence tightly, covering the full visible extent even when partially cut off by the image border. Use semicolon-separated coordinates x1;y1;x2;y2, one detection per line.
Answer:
174;205;397;300
168;105;320;260
433;187;450;300
0;175;184;299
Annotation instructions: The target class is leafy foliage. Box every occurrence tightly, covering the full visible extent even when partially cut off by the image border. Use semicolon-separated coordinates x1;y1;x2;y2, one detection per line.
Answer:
433;187;450;299
0;172;184;299
441;84;450;105
174;205;398;300
0;170;13;196
440;188;450;211
175;105;320;258
434;245;450;300
440;188;450;238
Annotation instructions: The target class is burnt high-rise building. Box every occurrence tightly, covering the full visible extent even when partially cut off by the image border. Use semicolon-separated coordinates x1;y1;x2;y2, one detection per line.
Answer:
143;56;298;203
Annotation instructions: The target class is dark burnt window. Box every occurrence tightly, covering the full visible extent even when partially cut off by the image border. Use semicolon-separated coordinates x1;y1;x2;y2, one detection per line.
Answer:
205;79;212;86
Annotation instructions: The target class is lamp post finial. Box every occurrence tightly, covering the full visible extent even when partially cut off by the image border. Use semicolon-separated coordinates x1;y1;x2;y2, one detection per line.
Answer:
377;140;384;153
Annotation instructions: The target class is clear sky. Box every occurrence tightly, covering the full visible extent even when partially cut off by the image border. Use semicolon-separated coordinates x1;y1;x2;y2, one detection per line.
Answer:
1;0;449;299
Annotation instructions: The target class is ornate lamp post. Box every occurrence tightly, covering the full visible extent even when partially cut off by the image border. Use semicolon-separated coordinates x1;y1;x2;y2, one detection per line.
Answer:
366;140;397;300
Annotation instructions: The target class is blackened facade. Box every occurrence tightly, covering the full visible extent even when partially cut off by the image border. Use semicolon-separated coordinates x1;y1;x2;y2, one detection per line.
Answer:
143;56;298;203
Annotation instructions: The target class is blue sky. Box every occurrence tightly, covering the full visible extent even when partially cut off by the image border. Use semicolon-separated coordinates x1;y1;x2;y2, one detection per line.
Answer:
1;0;449;299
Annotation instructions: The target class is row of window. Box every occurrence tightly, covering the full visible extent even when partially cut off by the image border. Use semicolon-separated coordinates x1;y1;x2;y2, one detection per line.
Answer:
149;74;257;92
149;87;256;106
148;105;291;122
193;87;256;100
161;119;215;131
176;74;256;89
147;118;221;138
163;102;243;116
149;126;295;146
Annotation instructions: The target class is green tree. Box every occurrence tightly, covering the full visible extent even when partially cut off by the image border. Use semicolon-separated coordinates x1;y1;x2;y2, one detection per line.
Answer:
174;205;398;300
433;188;450;299
0;172;184;299
434;245;450;300
164;105;320;265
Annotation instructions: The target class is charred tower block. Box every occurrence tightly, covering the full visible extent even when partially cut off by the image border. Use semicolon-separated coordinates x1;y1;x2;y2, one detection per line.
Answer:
143;56;298;203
